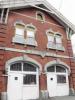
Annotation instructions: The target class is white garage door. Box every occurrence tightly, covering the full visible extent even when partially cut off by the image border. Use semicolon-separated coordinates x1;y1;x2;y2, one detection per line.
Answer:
47;65;69;97
7;62;39;100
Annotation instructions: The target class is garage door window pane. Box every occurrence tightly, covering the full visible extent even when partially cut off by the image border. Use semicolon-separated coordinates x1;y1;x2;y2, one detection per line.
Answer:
56;66;66;73
47;66;55;72
23;74;36;85
10;63;22;71
57;75;66;83
23;63;36;71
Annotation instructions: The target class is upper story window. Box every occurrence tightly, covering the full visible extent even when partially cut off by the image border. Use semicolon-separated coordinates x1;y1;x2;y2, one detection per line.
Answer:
55;34;62;48
15;24;25;37
0;8;9;24
36;11;45;22
26;26;35;38
12;22;25;44
12;22;37;46
46;29;65;51
47;65;66;73
46;30;55;49
25;24;37;46
10;62;22;71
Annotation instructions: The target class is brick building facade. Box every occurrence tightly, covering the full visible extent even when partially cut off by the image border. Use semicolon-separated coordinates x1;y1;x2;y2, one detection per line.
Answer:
0;0;75;100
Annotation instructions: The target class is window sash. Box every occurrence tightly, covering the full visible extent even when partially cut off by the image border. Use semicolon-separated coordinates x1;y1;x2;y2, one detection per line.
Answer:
37;14;43;21
47;66;55;72
23;63;36;72
27;30;35;38
48;35;54;42
57;75;66;83
10;62;37;72
55;36;62;44
56;66;66;73
10;63;22;71
23;74;36;85
15;27;24;36
47;66;66;73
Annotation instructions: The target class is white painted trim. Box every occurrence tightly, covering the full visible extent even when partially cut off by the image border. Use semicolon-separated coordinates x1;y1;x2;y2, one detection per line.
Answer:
46;29;63;38
5;55;42;74
1;8;4;23
5;8;9;24
13;21;25;37
44;60;71;75
36;11;45;22
13;22;38;46
46;29;65;51
55;32;63;38
14;21;25;27
0;46;73;59
25;23;37;32
66;27;70;40
46;29;55;35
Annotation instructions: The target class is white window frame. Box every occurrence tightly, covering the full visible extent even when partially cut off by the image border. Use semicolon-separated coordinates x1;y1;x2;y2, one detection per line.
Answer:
48;34;54;43
47;65;68;84
25;24;37;46
36;11;45;22
9;62;39;86
14;22;25;37
46;30;65;51
55;33;65;51
55;34;62;44
12;22;25;44
15;24;25;37
46;29;55;49
26;30;35;38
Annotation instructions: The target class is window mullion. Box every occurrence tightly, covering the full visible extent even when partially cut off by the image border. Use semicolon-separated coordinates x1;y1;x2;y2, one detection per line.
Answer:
55;65;56;74
22;62;23;72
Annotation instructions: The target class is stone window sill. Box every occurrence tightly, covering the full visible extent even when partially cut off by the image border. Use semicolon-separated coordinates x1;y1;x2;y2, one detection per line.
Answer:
47;43;65;51
12;36;37;47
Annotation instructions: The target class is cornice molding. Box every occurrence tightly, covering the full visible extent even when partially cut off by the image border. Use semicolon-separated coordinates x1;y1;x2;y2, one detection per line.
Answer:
0;46;73;59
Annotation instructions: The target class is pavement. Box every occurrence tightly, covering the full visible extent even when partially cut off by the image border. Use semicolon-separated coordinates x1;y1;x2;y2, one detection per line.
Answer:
48;96;75;100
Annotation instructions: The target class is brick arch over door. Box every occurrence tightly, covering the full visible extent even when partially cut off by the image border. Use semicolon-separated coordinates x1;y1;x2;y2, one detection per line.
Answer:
6;55;42;100
44;60;71;75
5;55;42;74
44;60;70;97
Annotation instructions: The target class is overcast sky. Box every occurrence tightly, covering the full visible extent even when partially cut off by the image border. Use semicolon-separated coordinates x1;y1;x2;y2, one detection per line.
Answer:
46;0;75;25
46;0;75;54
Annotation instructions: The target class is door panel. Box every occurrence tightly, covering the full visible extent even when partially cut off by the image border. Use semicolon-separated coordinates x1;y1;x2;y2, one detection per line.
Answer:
22;86;39;99
56;74;69;96
47;73;69;97
7;73;39;100
7;62;39;100
22;74;39;99
7;73;23;100
47;73;56;97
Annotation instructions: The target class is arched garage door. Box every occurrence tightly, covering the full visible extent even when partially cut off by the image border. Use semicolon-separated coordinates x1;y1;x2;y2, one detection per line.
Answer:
7;62;39;100
47;65;69;97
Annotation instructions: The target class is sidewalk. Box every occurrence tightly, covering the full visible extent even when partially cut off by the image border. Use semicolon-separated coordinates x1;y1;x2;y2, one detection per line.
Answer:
49;96;75;100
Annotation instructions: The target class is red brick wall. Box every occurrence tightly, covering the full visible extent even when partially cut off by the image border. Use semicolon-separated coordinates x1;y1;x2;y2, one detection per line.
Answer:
6;8;68;55
0;8;75;91
0;23;7;91
67;40;75;90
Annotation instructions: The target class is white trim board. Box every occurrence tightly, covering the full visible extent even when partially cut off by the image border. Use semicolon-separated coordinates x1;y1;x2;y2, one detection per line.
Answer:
0;46;74;59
